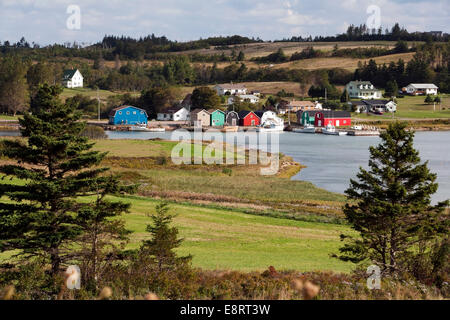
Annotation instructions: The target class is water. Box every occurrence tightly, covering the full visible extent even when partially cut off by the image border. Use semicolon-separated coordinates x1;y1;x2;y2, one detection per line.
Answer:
3;130;449;203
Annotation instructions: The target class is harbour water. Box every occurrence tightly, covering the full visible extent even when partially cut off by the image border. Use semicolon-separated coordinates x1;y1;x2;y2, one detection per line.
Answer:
2;130;449;203
106;130;450;204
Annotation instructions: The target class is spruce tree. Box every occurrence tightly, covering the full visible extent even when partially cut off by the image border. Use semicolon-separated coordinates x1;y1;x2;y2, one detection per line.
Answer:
336;122;449;275
0;84;130;276
139;202;191;273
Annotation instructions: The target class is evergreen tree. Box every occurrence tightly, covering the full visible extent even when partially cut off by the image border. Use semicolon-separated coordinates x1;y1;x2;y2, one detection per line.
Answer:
336;122;449;275
191;86;220;109
425;94;434;103
0;56;29;116
385;80;398;97
74;180;132;288
340;89;349;102
0;84;131;275
237;51;245;61
139;203;191;273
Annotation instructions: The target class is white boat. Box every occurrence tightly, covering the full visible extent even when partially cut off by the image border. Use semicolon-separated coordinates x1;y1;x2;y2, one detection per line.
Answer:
257;123;284;132
146;127;166;132
292;123;316;133
129;125;165;132
322;124;347;136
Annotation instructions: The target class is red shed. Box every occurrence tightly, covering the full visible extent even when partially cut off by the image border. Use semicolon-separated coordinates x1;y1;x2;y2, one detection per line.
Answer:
238;111;260;126
314;110;351;127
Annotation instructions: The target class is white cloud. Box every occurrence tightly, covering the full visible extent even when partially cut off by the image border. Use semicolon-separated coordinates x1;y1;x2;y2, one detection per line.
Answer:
0;0;448;44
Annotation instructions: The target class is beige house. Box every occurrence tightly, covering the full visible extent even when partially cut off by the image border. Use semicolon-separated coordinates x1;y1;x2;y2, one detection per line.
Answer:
190;109;211;127
278;100;321;114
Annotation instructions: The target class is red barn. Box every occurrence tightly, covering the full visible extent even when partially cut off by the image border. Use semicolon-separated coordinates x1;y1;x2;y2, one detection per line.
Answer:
238;111;260;126
314;110;351;127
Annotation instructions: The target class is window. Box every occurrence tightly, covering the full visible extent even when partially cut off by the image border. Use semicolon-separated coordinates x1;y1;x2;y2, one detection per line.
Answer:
119;111;122;115
133;111;136;114
140;111;144;114
126;111;130;115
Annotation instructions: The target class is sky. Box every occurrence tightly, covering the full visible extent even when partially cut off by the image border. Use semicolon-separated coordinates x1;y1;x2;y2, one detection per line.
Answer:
0;0;449;45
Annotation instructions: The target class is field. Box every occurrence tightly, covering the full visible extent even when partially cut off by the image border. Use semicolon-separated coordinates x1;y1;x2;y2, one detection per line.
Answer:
174;41;415;58
115;195;353;272
0;138;351;272
60;87;140;102
354;95;450;120
96;139;350;272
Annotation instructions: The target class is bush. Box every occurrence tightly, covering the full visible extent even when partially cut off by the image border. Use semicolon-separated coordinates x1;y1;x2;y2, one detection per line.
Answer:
222;167;232;176
81;125;108;139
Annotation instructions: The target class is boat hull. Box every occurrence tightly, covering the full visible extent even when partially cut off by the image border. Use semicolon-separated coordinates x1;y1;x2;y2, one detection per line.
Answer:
292;127;316;133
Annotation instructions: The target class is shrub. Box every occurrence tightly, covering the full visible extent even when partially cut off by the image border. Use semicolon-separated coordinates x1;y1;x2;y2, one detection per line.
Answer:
81;125;108;139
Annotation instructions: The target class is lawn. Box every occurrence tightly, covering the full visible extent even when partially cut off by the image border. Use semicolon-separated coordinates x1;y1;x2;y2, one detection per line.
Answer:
60;87;140;102
105;195;354;272
1;138;351;272
0;115;20;120
353;94;450;120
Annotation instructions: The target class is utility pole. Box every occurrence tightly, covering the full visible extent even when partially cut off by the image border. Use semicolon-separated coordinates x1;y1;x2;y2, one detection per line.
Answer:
325;87;327;103
97;88;100;121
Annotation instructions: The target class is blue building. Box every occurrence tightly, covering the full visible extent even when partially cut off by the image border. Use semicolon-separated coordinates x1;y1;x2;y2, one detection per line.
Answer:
109;106;148;125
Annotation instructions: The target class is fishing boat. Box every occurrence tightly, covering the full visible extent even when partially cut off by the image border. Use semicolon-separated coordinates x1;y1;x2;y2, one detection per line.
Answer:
221;126;239;132
146;127;166;132
129;124;165;132
322;124;339;135
257;123;284;132
322;124;347;136
292;123;316;133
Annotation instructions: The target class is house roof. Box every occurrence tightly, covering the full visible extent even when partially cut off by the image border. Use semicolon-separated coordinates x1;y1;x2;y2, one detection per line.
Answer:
298;110;322;116
160;106;186;114
216;83;246;90
190;108;210;115
347;81;374;86
109;105;148;117
319;110;351;118
362;100;395;106
238;110;259;119
238;94;259;100
254;110;276;118
288;100;315;107
62;69;80;80
408;83;438;89
226;111;239;118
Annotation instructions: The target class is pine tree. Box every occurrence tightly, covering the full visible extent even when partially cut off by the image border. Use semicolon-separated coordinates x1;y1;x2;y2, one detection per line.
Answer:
74;175;133;288
336;122;449;275
0;84;131;276
139;202;191;273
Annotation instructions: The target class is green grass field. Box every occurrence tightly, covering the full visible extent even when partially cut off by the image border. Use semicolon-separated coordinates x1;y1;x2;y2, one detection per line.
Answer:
60;87;140;101
103;195;354;272
0;115;20;120
0;138;351;272
354;94;450;120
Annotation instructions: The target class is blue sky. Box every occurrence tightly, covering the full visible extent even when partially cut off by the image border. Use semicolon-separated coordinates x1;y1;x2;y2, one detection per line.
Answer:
0;0;449;45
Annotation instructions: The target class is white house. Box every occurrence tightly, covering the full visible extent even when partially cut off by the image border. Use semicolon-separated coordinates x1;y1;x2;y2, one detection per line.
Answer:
406;83;438;95
345;81;382;99
215;83;247;96
62;69;84;88
228;94;260;105
157;107;190;121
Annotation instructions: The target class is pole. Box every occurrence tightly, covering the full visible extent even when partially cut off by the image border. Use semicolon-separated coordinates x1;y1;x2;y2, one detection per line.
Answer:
97;88;100;121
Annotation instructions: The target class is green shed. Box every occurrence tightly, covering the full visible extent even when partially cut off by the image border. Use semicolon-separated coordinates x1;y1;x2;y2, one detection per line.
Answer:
298;110;320;126
208;109;226;126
